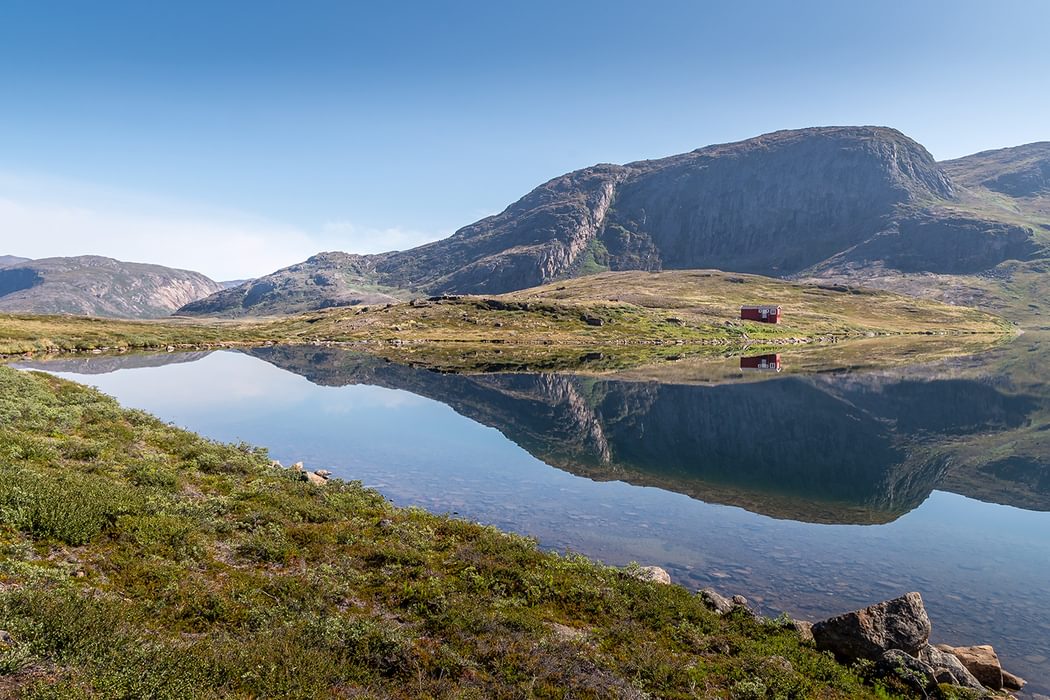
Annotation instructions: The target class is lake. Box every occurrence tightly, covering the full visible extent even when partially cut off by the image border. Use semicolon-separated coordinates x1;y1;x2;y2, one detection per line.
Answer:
19;337;1050;694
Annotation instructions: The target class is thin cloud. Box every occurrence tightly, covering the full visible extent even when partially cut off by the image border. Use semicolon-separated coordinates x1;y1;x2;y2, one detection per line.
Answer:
320;220;444;254
0;173;445;280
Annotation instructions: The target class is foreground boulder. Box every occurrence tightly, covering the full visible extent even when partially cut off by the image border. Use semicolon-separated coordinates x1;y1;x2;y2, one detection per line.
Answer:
812;592;931;663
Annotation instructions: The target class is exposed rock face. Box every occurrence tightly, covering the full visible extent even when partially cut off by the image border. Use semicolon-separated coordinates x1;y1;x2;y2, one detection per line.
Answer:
811;592;931;663
184;126;1048;317
177;252;405;317
0;256;222;318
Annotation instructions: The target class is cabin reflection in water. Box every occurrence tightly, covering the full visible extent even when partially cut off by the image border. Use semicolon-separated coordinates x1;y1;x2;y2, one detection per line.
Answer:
740;353;782;371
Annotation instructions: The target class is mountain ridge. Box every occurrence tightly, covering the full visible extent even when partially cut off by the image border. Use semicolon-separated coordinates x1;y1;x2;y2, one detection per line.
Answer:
178;126;1050;318
0;255;223;318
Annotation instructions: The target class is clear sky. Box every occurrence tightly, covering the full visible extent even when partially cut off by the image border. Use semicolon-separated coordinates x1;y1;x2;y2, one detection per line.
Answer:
1;0;1048;279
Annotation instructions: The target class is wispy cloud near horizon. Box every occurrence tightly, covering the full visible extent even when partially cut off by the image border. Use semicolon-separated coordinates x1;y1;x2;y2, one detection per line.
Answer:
0;173;445;280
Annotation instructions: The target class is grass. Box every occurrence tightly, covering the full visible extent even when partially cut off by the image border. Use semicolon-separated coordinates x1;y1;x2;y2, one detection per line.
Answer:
0;270;1014;373
0;365;920;698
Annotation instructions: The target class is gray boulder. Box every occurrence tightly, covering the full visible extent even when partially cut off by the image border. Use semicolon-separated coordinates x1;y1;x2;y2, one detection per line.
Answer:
919;644;984;691
812;592;931;663
875;649;937;694
698;587;736;615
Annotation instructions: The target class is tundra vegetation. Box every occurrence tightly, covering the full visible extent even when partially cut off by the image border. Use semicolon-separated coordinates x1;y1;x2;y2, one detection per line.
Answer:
0;365;936;699
0;271;1013;374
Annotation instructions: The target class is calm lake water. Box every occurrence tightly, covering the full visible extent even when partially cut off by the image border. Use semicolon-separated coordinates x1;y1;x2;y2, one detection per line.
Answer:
20;339;1050;693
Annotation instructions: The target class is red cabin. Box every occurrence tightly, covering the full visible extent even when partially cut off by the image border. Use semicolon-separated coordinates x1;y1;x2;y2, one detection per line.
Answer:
740;353;782;371
740;305;781;323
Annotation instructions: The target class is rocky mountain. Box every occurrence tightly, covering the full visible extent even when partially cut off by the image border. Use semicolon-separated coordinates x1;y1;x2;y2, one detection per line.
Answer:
0;256;223;318
0;255;31;268
177;251;406;317
943;141;1050;208
180;126;1050;318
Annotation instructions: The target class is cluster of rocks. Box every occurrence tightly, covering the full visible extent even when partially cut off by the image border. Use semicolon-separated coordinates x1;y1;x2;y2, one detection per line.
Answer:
631;569;1028;697
272;460;332;486
808;592;1025;696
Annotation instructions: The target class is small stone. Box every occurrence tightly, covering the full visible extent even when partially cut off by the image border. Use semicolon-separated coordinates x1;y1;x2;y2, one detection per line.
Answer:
0;630;15;647
698;587;735;615
633;565;671;585
291;462;305;472
305;471;327;486
549;622;586;642
790;619;814;643
313;469;332;479
732;594;748;606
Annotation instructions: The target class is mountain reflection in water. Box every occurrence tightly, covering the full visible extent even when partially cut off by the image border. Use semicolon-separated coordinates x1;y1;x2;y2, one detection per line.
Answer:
237;344;1044;525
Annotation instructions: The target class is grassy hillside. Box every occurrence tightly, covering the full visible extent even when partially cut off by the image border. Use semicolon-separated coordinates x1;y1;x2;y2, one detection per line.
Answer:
0;365;904;699
0;271;1012;374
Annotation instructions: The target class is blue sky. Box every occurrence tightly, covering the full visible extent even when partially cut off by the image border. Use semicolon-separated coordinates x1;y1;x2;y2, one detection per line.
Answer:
1;0;1048;278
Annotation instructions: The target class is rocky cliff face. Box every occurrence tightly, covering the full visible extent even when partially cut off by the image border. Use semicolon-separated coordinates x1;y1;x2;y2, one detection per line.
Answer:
181;126;1048;317
0;256;223;318
371;126;965;290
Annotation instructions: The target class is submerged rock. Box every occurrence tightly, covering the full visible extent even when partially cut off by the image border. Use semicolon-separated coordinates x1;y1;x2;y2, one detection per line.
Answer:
811;592;931;663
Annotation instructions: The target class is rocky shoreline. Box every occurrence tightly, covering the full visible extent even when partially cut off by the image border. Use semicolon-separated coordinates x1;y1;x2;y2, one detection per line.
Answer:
676;573;1029;698
281;459;1034;698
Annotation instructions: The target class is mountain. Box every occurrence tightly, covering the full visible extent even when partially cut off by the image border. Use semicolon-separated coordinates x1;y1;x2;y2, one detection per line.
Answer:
942;141;1050;209
0;256;224;318
177;251;407;317
179;126;1050;318
0;255;31;268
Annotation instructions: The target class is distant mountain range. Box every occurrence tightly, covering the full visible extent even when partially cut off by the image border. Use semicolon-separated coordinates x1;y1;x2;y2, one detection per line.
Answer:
0;256;223;318
178;126;1050;319
0;255;31;268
